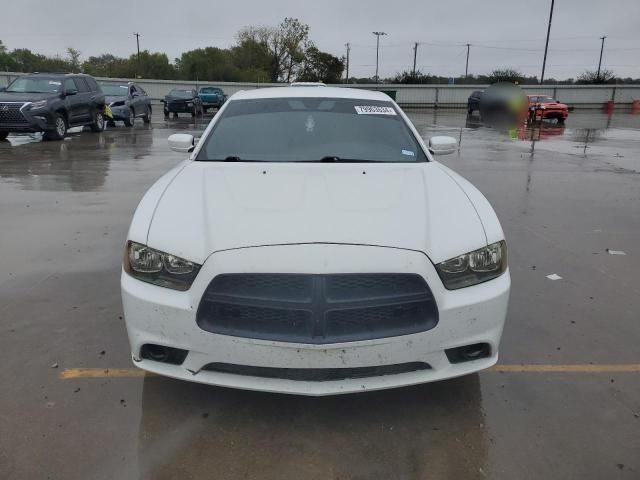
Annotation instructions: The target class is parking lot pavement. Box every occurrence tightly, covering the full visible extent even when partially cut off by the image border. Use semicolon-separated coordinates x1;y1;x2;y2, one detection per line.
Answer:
1;110;639;479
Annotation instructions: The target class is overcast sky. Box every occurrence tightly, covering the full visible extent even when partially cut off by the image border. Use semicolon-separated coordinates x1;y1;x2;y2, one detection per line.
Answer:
2;0;639;79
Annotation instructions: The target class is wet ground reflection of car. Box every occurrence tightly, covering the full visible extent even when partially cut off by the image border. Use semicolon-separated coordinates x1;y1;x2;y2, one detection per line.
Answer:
133;375;486;480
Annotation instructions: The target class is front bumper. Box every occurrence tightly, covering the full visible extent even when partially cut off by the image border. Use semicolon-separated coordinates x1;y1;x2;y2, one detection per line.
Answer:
109;104;130;120
122;244;510;395
0;103;55;132
164;102;195;113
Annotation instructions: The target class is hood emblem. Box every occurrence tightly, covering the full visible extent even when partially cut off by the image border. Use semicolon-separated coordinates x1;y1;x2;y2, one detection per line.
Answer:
0;105;9;111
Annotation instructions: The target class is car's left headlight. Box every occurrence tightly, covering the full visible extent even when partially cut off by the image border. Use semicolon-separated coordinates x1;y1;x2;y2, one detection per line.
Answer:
123;241;201;291
29;100;48;110
435;241;507;290
187;102;193;106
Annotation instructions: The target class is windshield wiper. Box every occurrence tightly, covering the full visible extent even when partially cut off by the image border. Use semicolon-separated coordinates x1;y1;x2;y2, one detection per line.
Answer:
316;156;381;163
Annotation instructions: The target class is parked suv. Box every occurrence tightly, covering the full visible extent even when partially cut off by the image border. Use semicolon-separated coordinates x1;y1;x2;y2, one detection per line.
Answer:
198;86;226;113
0;73;106;140
100;81;152;127
163;89;203;118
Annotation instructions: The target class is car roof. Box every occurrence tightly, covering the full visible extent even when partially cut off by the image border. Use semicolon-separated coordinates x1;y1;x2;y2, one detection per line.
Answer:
230;86;392;102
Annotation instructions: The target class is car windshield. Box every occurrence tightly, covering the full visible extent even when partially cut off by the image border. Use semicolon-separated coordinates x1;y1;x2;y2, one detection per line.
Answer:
169;89;193;98
537;96;555;102
6;77;62;93
101;84;129;96
200;88;221;94
196;97;427;163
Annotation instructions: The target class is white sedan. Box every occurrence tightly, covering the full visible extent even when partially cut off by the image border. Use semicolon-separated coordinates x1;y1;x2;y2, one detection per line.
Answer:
121;86;510;395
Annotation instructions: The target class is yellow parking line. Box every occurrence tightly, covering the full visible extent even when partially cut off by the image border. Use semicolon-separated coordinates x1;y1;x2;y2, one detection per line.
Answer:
60;368;154;379
60;364;640;380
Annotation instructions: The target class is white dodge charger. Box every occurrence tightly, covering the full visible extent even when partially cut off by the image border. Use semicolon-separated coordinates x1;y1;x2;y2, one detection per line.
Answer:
121;86;510;395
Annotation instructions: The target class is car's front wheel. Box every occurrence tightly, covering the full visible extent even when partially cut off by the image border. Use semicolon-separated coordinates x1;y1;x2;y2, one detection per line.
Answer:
90;110;105;132
123;108;135;127
43;113;67;141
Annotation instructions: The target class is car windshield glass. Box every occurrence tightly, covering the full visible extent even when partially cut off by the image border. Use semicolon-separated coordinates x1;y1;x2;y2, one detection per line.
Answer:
196;97;427;163
200;88;221;93
538;96;555;102
169;89;193;98
6;77;62;93
101;84;129;96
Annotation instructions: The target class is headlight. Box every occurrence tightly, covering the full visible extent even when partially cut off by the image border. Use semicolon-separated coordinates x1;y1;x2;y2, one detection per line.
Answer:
123;241;201;291
29;100;47;110
187;102;193;107
435;241;507;290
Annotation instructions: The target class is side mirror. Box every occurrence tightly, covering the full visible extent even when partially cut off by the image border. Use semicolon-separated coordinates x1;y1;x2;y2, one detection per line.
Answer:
65;89;78;96
168;133;196;153
132;92;139;97
0;86;6;92
428;136;457;155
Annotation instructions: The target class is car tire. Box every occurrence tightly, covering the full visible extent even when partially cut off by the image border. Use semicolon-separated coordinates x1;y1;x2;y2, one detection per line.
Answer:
43;113;67;141
0;132;8;140
143;105;151;124
89;110;105;132
123;108;135;127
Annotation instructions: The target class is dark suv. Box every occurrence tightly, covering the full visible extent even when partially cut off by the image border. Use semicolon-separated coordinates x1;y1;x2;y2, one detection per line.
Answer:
0;73;106;141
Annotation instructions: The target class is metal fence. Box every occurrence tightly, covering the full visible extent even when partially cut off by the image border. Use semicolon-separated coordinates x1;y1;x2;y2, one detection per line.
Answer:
2;72;639;108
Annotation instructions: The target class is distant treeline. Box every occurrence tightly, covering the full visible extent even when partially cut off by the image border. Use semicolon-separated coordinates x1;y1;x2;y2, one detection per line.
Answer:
1;20;638;85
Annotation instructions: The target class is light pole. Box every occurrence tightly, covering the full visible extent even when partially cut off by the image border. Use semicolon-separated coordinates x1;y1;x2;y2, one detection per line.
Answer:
412;42;419;77
372;31;387;83
344;43;351;83
133;32;141;78
465;43;471;78
597;35;606;82
540;0;554;84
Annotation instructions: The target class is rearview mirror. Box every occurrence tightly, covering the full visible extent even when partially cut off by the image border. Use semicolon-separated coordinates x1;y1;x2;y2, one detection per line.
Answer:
168;133;196;153
429;136;457;155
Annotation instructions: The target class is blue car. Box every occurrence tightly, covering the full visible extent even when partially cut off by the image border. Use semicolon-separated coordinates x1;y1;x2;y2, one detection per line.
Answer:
198;87;226;113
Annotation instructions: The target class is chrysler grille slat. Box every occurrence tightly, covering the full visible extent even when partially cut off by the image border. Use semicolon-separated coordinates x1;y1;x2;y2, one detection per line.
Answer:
196;273;439;344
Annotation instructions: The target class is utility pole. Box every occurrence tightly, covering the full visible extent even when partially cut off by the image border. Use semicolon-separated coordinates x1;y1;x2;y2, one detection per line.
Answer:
540;0;554;84
372;31;387;84
412;42;419;77
465;43;471;78
344;43;351;83
133;32;141;78
597;35;606;81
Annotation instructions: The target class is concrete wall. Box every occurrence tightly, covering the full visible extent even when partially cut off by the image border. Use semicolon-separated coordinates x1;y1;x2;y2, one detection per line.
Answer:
2;72;639;107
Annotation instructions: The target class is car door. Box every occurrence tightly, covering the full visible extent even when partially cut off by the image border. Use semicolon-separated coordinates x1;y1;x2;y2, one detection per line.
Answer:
73;78;92;123
138;86;151;115
63;78;83;125
129;85;142;116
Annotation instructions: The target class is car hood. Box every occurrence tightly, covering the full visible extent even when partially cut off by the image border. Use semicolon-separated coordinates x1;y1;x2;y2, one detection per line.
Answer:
0;92;56;103
146;162;488;264
165;96;192;102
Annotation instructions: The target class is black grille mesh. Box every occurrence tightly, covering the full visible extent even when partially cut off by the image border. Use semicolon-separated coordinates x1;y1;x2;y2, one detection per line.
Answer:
197;273;438;344
0;103;28;125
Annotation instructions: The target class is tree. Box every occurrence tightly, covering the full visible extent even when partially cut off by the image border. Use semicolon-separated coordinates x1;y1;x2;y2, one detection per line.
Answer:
66;48;81;72
297;45;344;83
393;69;436;84
237;17;310;82
577;69;615;84
488;68;524;84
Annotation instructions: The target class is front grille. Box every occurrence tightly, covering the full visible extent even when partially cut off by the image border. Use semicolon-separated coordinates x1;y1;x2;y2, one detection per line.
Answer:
197;273;438;344
0;103;28;125
202;362;431;381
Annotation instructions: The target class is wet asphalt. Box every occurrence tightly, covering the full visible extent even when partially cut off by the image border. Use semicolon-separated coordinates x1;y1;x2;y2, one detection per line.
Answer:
0;109;639;479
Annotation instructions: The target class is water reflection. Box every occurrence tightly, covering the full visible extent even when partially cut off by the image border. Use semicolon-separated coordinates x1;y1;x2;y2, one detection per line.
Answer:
0;126;153;191
136;375;487;480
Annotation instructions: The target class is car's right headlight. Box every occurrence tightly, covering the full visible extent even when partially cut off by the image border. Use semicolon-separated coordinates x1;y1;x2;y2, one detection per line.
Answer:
123;241;201;291
435;241;507;290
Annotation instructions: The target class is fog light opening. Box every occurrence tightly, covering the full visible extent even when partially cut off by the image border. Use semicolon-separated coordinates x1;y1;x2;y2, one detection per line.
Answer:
445;343;491;364
140;344;189;365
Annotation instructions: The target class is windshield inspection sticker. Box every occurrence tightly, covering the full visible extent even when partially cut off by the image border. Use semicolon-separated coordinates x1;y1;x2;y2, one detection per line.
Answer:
354;105;396;115
402;150;415;156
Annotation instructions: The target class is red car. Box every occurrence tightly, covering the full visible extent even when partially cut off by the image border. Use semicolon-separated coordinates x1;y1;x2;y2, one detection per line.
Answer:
527;95;569;123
